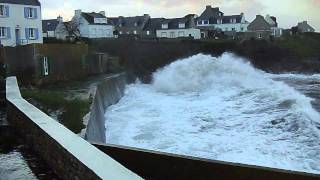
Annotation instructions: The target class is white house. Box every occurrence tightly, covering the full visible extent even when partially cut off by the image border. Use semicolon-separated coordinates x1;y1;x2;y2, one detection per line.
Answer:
156;15;201;39
196;5;249;36
42;16;69;40
0;0;43;46
72;10;114;39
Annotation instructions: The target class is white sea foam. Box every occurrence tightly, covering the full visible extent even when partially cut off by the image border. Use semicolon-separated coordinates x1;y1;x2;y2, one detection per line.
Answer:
105;53;320;174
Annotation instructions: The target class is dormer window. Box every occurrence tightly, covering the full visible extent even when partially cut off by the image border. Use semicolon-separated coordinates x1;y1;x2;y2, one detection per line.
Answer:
203;20;209;25
162;23;168;29
134;22;138;27
217;19;222;24
119;23;123;27
179;23;185;28
197;21;203;25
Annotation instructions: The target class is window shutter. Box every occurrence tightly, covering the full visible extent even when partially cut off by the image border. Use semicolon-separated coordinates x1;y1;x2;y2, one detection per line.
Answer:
24;7;28;18
39;57;44;76
33;8;38;19
34;28;39;39
47;57;51;74
6;27;11;39
25;28;29;39
5;6;9;17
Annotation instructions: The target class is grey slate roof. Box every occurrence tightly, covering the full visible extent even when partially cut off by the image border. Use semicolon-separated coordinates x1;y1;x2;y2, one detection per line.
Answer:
42;19;59;32
160;15;196;30
198;5;223;21
109;15;150;32
0;0;40;6
143;18;166;31
81;12;110;25
109;15;149;27
247;15;271;31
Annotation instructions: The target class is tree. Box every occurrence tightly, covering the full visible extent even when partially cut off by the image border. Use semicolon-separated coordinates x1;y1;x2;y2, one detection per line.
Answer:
66;17;81;39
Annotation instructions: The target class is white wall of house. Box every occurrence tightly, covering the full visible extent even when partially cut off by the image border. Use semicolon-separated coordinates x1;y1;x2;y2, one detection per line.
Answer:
156;28;201;39
197;16;249;32
87;25;113;38
73;10;114;39
0;3;43;46
43;31;55;38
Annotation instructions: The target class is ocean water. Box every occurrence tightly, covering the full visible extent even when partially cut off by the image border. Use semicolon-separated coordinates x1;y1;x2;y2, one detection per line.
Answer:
105;53;320;174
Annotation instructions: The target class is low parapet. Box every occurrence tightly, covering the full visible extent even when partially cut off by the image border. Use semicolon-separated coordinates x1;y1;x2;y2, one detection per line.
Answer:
6;76;142;180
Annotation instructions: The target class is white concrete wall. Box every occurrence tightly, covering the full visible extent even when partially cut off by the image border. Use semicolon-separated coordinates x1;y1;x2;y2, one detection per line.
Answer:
88;24;113;38
156;28;201;39
0;3;43;46
6;76;142;180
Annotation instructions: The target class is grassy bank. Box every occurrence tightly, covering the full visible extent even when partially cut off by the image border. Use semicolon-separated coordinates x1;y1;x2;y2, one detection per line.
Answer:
21;89;90;134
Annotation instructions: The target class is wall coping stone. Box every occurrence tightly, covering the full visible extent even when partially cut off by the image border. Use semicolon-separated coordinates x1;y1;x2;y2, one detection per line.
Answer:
6;76;142;180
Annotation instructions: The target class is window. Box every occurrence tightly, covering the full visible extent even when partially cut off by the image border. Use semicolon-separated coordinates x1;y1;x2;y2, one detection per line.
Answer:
204;20;209;25
134;30;137;34
161;32;167;38
162;24;168;29
258;33;262;39
217;19;222;24
170;32;175;38
25;7;37;19
28;8;33;18
179;23;185;28
241;27;244;31
178;31;185;37
134;22;138;27
0;27;6;38
29;28;35;39
232;28;235;31
43;57;49;76
146;31;150;35
0;5;4;16
198;21;203;25
119;31;122;34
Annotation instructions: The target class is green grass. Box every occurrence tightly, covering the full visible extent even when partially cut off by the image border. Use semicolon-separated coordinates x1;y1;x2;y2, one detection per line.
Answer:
275;33;320;58
21;89;90;134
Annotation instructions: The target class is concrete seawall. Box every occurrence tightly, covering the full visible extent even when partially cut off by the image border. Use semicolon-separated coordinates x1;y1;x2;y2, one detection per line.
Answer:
85;74;320;179
6;76;142;180
85;73;126;143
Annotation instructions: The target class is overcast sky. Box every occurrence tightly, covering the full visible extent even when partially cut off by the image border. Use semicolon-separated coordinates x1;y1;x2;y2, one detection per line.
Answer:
41;0;320;31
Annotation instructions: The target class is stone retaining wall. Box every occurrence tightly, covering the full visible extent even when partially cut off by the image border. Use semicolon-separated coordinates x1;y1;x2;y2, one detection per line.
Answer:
6;76;142;180
85;73;126;143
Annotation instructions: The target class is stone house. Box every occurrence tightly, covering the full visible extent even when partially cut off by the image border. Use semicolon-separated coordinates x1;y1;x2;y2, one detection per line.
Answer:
0;0;43;47
156;14;201;39
297;21;315;33
196;5;249;38
245;15;272;40
108;14;150;37
72;10;114;39
42;16;69;40
265;15;282;37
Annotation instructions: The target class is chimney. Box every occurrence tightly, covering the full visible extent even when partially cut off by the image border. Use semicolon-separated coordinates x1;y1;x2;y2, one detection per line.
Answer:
99;11;105;16
206;5;212;9
256;15;263;19
240;12;244;16
75;9;82;17
57;15;63;22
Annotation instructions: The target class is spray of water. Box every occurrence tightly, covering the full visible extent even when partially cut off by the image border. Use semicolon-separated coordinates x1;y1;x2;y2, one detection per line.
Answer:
105;53;320;174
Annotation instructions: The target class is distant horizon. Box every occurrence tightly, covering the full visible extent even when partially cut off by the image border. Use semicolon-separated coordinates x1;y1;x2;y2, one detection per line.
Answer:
41;0;320;31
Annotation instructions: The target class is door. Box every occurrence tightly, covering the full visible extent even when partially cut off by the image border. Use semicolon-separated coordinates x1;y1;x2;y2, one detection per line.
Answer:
15;29;20;45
